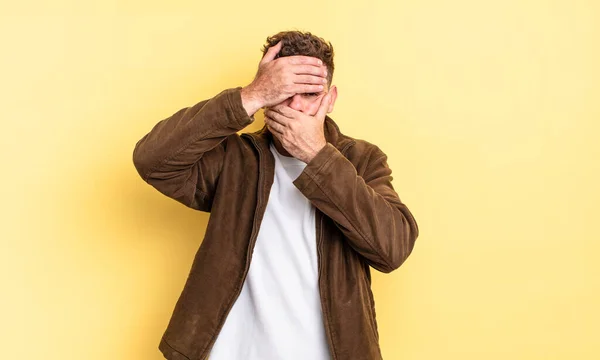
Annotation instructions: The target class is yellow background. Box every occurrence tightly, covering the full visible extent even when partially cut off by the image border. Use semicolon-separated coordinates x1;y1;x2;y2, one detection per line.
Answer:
1;0;598;359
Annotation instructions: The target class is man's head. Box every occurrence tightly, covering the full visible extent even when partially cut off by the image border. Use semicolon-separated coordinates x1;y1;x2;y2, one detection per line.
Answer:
262;31;338;116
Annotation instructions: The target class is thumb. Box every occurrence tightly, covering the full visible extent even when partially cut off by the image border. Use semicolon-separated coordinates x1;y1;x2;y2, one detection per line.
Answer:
260;41;282;65
316;90;332;120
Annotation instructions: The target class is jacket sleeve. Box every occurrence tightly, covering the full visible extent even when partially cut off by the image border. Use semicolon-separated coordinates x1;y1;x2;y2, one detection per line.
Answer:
292;142;419;273
132;87;254;212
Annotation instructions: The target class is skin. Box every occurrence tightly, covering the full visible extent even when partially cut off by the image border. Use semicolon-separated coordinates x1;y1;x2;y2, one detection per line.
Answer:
241;41;339;163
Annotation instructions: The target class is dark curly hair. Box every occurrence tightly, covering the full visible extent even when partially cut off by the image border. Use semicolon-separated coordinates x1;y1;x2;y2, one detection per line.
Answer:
261;30;335;85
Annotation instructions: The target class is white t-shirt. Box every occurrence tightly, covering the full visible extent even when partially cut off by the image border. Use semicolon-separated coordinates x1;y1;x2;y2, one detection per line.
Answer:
208;142;331;360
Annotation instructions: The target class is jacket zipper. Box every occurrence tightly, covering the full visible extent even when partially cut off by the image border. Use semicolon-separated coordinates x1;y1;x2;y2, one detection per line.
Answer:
202;133;267;359
317;140;355;360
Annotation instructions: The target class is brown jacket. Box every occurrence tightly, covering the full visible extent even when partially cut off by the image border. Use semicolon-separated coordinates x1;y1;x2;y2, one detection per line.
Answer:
132;87;419;360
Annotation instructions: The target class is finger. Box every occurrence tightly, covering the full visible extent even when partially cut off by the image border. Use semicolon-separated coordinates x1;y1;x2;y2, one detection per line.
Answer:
293;74;328;85
264;109;289;126
292;84;325;94
260;41;282;65
291;64;328;77
265;117;285;135
271;104;296;118
316;91;332;120
283;55;323;66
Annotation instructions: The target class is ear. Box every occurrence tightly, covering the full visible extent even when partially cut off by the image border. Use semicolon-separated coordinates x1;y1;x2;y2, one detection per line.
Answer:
327;85;338;113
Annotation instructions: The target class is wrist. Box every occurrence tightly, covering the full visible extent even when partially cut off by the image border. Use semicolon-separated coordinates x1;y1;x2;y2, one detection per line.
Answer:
240;85;263;117
305;142;327;163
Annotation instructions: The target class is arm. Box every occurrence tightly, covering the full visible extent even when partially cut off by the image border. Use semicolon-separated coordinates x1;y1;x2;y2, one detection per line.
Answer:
132;43;327;211
132;87;254;211
293;143;420;273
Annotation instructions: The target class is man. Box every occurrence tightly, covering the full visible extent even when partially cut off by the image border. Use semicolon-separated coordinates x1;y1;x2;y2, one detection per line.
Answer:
133;31;419;360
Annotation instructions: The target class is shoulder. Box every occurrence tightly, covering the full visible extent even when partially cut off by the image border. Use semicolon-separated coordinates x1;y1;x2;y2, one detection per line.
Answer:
345;136;387;161
343;136;388;176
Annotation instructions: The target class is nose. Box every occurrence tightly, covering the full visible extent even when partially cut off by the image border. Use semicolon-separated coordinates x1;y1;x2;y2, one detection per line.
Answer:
288;94;305;112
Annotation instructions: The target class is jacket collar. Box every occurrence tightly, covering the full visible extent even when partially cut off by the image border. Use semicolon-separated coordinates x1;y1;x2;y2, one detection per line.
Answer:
246;115;355;154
